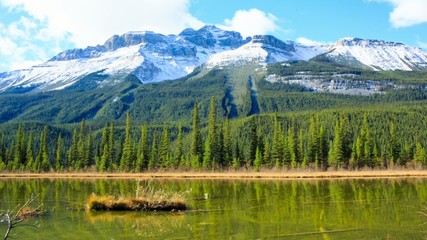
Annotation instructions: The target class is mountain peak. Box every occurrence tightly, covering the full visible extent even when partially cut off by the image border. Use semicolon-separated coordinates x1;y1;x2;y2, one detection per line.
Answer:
336;37;404;47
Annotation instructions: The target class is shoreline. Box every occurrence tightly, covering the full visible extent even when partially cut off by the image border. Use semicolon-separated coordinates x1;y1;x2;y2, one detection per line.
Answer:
1;170;427;180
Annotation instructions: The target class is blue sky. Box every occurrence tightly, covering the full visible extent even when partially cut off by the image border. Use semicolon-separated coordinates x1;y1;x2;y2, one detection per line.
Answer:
0;0;426;72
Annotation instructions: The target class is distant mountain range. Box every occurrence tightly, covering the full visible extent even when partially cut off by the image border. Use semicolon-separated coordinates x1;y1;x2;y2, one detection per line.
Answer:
1;25;427;93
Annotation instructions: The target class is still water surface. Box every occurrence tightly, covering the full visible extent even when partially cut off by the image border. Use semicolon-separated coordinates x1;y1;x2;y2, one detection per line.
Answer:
0;178;426;239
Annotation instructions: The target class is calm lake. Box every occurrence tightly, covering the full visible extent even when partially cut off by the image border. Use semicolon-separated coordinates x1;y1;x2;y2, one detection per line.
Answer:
0;178;426;239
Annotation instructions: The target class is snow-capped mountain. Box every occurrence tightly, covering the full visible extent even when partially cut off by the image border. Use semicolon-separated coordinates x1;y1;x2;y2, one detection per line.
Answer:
0;25;249;92
205;35;328;68
324;38;427;70
1;26;427;93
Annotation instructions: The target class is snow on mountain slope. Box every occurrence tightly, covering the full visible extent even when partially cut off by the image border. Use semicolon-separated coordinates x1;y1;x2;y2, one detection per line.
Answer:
0;25;247;92
205;35;329;68
326;38;427;71
1;26;427;93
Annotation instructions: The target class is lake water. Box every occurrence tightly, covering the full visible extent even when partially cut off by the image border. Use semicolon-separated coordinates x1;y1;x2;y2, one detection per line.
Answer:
0;178;426;239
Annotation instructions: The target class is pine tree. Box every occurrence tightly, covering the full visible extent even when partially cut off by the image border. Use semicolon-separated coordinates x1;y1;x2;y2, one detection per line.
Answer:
55;133;63;171
160;126;170;168
263;140;271;167
175;124;184;167
99;124;110;171
38;126;50;172
390;120;400;166
26;132;34;172
136;125;149;172
223;117;232;167
76;119;86;170
191;101;203;168
248;118;258;166
0;134;5;167
120;112;133;171
307;116;319;165
109;122;116;169
148;133;158;170
288;126;298;168
67;128;78;170
203;97;217;169
254;146;262;171
272;114;283;167
414;141;426;166
86;127;94;167
13;124;25;171
318;126;328;170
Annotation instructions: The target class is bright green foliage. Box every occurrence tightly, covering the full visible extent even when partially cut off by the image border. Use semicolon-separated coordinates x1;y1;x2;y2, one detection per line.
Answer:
254;146;262;171
272;114;283;168
203;97;217;169
307;116;318;165
38;126;50;172
318;126;328;169
248;118;258;166
414;141;426;166
54;133;63;171
148;133;158;170
109;122;116;169
136;125;149;172
390;121;400;166
67;128;78;170
175;124;184;167
120;112;133;171
13;124;25;171
191;101;203;168
223;117;232;167
329;116;352;169
86;127;94;167
160;126;170;168
76;119;86;170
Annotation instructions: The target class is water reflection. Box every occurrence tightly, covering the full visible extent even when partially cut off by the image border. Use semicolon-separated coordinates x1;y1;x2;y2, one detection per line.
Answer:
0;178;425;239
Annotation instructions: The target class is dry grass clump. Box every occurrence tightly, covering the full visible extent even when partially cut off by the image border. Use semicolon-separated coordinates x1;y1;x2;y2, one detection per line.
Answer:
86;180;187;211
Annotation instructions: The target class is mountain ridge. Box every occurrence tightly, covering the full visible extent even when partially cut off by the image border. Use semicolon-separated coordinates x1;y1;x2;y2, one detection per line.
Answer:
1;25;427;93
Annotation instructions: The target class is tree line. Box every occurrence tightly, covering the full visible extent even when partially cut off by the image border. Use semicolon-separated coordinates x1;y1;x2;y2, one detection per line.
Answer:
0;97;427;172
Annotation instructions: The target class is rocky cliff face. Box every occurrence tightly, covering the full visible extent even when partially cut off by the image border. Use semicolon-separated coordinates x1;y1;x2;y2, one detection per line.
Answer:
1;27;427;93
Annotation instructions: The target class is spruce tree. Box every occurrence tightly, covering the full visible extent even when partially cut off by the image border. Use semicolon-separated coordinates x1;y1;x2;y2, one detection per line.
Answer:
248;118;258;166
120;112;133;171
136;125;149;172
307;116;319;165
13;124;25;171
223;117;232;167
160;126;170;168
203;97;217;169
390;120;400;166
414;141;426;166
26;132;34;172
109;122;116;169
175;124;184;167
272;114;283;167
191;101;203;168
254;146;262;171
76;119;86;170
0;134;5;167
55;133;63;171
318;126;328;170
86;127;94;167
67;128;78;170
38;126;50;172
148;132;158;170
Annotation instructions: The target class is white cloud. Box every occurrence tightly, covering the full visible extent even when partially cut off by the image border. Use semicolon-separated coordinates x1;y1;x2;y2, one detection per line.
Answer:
220;9;279;37
1;0;205;47
296;37;323;46
376;0;427;28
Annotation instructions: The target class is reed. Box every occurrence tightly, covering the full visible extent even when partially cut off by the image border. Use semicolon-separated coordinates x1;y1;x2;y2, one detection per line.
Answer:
86;180;187;211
